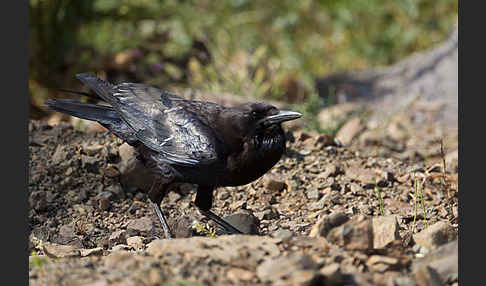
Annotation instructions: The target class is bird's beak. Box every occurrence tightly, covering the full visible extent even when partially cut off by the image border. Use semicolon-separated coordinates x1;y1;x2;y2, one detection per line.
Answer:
259;110;302;127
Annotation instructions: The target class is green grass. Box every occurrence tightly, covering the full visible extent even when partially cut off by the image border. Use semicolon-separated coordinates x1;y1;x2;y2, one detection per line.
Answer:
412;172;428;232
30;0;458;130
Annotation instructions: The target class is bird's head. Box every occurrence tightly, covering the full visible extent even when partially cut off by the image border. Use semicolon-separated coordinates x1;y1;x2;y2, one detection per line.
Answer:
221;102;301;142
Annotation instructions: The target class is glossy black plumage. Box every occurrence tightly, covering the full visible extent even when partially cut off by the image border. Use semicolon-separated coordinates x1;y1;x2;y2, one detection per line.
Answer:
45;73;301;238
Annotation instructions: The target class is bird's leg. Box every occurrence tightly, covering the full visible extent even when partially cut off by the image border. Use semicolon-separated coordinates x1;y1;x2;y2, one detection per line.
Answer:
147;177;174;239
195;186;243;235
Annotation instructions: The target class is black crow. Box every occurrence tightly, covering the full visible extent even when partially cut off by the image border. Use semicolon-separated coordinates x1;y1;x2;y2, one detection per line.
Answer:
45;73;301;238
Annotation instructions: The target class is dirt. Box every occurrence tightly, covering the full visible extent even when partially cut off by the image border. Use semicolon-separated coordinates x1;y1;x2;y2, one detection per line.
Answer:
28;99;458;285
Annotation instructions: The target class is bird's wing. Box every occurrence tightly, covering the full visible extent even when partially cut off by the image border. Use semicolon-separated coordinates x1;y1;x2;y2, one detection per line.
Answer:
110;83;220;166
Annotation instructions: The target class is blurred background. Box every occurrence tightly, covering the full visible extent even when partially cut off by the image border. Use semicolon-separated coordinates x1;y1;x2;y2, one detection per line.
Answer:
29;0;458;131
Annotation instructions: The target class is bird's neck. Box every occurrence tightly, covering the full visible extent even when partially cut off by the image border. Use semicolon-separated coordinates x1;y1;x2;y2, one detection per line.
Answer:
252;127;286;156
240;126;286;177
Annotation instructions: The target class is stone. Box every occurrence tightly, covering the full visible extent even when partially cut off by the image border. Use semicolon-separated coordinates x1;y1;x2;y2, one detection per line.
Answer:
372;215;401;249
414;266;443;286
109;230;127;246
325;215;399;249
413;221;457;249
126;236;145;250
318;102;359;131
29;191;48;212
83;143;103;156
81;155;99;173
326;215;372;250
226;268;255;282
51;145;68;165
104;251;135;268
105;184;125;200
222;213;259;235
42;243;80;258
366;255;399;272
256;253;318;283
445;149;458;172
393;275;418;286
98;197;110;211
346;166;379;186
318;164;339;179
412;240;458;285
262;208;280;220
218;190;231;200
127;217;154;234
320;263;343;286
147;269;165;286
309;212;348;238
272;229;294;241
335;117;363;146
80;247;104;257
111;245;131;252
172;215;197;238
306;189;321;200
102;165;120;178
147;236;281;265
264;174;287;192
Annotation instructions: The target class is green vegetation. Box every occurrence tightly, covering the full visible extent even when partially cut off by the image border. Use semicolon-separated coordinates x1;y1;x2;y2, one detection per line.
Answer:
194;221;217;237
30;0;458;126
375;186;385;216
412;172;428;232
30;250;47;268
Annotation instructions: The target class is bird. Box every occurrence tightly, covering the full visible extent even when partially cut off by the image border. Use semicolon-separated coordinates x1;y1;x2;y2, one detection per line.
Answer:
45;73;302;238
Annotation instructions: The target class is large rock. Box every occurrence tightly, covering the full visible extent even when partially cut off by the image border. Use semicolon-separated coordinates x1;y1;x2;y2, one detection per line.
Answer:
316;26;458;130
325;215;400;250
127;217;154;235
412;239;458;285
147;235;281;265
309;212;348;238
257;253;324;286
42;243;80;258
413;221;457;249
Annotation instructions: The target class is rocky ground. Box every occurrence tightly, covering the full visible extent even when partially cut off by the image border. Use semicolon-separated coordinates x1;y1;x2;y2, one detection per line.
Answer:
28;90;458;286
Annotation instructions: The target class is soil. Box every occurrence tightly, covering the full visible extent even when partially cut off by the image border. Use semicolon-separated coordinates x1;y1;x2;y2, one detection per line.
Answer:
28;95;458;285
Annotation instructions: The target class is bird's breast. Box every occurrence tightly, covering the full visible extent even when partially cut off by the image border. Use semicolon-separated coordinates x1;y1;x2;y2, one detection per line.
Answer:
222;132;286;186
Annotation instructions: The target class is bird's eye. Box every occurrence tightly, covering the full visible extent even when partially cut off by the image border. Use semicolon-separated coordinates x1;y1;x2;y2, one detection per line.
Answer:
251;111;258;118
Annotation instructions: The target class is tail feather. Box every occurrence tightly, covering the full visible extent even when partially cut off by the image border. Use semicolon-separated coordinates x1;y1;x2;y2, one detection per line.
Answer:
45;98;138;145
75;73;115;104
45;98;117;123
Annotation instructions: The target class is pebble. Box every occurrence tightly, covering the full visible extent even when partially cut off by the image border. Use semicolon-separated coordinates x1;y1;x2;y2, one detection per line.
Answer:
226;268;255;282
109;230;127;246
263;174;287;192
366;255;399;272
222;213;259;235
126;236;145;250
42;243;80;258
127;217;154;234
271;229;294;241
320;263;343;286
372;215;401;249
335;117;363;146
309;212;348;238
306;189;321;200
80;247;104;257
